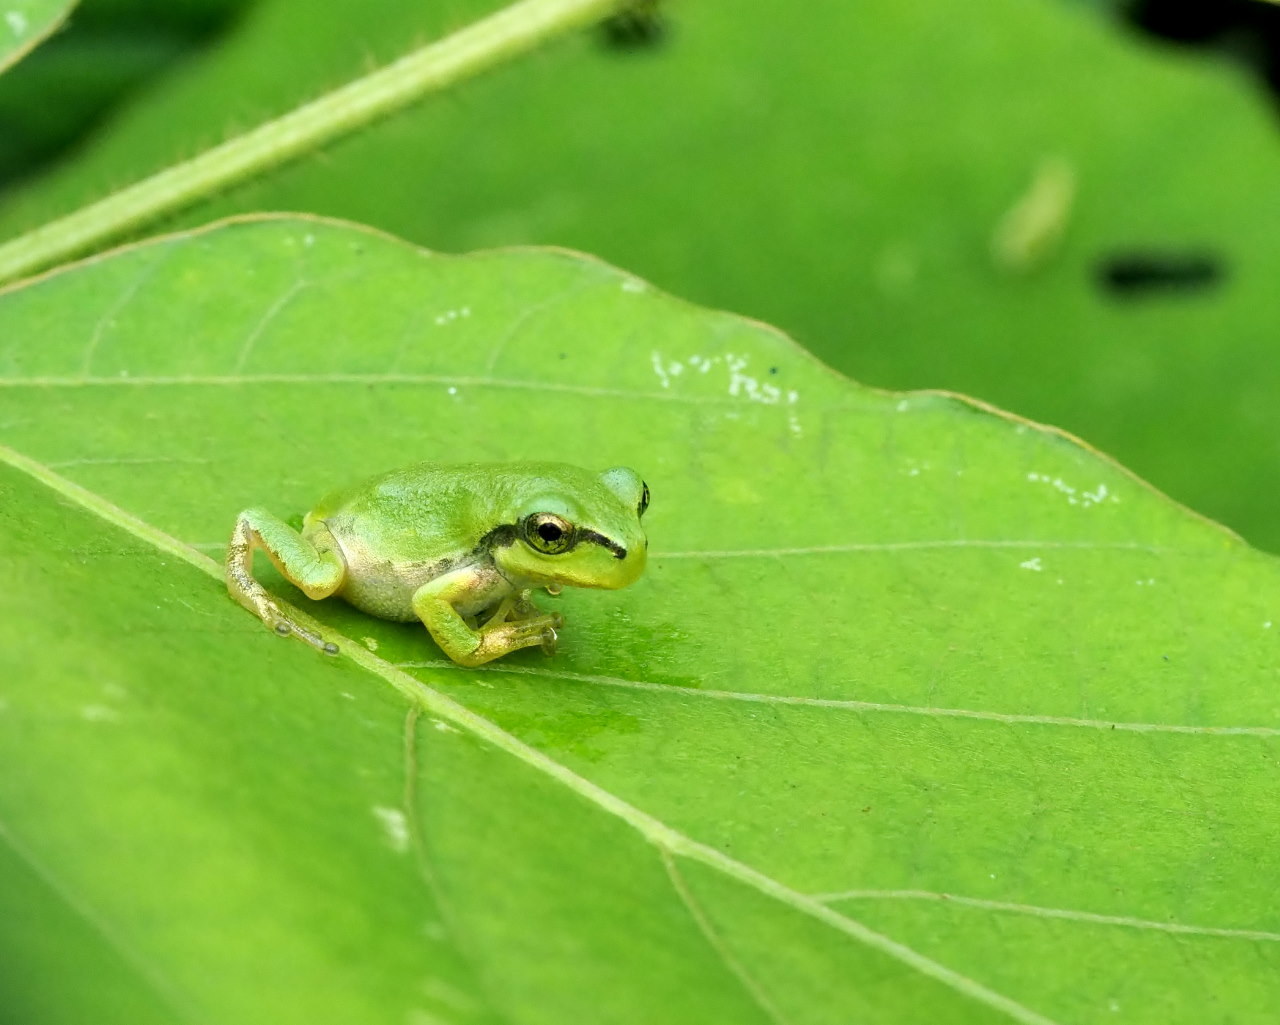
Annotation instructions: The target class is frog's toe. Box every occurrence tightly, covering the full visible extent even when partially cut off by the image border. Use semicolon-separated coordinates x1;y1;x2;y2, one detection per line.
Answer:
511;596;539;619
511;616;556;641
539;625;558;656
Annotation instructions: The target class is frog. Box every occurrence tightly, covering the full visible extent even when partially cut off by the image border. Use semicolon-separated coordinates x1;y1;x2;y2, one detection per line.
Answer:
225;461;649;666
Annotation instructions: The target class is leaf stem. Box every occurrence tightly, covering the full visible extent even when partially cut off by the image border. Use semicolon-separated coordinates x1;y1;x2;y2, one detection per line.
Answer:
0;0;623;286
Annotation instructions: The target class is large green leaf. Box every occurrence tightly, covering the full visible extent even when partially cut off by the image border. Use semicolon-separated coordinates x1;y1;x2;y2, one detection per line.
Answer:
2;215;1279;1023
1;0;1278;552
0;0;74;73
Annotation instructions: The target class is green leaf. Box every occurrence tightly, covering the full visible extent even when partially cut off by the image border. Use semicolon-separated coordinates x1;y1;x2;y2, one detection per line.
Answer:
0;0;74;73
5;0;1277;553
2;215;1279;1023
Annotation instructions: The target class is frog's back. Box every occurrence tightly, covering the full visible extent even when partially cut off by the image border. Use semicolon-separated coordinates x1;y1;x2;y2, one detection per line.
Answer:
306;463;486;564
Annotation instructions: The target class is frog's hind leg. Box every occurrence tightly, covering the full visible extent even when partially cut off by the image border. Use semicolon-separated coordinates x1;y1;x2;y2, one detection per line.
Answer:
226;509;347;654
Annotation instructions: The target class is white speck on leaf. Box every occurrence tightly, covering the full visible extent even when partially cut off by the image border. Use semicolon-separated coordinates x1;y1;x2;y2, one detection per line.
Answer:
1020;557;1043;572
5;11;27;35
726;353;787;407
302;234;315;246
650;351;670;388
1265;621;1273;629
432;719;460;734
896;399;910;413
1026;472;1114;508
621;278;646;293
362;636;379;651
372;806;410;853
81;704;120;723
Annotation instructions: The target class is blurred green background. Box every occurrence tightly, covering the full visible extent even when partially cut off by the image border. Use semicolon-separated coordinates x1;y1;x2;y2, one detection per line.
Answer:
2;0;1278;549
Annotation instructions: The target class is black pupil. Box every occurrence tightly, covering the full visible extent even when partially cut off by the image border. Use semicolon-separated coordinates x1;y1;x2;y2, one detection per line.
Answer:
538;521;563;542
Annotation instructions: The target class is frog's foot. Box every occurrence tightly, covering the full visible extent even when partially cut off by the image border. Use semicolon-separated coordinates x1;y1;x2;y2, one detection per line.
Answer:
227;573;332;653
227;557;337;655
270;611;339;656
455;613;562;667
485;592;566;630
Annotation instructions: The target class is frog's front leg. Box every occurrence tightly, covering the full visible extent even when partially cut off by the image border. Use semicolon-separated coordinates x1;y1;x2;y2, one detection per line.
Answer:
226;508;346;654
413;573;563;667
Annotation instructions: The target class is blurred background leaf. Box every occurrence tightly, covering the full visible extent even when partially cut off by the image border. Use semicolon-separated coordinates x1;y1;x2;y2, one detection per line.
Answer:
0;0;77;75
0;0;1278;553
0;0;250;185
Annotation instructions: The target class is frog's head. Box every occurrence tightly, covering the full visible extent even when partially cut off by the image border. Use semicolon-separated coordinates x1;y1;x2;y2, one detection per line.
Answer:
494;465;649;590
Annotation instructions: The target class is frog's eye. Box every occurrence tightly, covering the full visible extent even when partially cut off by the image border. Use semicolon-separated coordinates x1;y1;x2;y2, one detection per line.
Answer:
637;482;650;518
522;513;576;555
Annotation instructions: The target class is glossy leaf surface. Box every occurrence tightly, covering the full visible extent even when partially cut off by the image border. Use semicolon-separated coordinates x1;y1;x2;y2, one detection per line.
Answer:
1;217;1278;1024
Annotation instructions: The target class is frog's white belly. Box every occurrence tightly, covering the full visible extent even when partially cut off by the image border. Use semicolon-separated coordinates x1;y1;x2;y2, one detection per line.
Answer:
318;520;516;623
340;557;517;622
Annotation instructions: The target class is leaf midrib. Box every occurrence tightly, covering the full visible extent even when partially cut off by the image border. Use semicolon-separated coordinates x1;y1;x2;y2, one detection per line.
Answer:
0;441;1060;1025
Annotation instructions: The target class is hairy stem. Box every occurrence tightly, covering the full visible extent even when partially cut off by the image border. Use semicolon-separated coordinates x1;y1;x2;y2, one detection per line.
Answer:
0;0;623;285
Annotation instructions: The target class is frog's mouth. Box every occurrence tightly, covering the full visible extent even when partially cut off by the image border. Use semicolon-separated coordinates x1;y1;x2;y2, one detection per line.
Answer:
578;529;627;560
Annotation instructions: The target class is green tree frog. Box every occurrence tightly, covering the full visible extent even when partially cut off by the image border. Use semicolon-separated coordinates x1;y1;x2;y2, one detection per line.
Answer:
226;462;649;666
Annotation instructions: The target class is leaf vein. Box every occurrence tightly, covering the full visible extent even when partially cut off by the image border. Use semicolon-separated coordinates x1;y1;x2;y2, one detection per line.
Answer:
401;706;509;1024
812;890;1280;943
232;277;310;372
78;252;174;376
660;848;793;1025
656;540;1181;557
481;276;607;374
0;816;209;1024
392;661;1280;738
0;372;720;404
